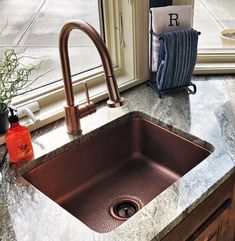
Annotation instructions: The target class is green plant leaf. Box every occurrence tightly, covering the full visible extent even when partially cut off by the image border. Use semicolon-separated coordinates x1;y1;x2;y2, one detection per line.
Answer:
0;49;43;113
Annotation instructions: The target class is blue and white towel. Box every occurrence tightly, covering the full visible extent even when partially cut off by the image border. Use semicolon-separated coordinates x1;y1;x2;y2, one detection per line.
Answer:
156;28;198;91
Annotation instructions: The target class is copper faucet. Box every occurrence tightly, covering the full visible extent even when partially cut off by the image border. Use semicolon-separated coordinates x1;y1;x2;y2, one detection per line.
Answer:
59;20;124;134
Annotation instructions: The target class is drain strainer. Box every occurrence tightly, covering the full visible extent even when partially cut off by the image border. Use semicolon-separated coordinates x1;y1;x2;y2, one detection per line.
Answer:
109;196;142;221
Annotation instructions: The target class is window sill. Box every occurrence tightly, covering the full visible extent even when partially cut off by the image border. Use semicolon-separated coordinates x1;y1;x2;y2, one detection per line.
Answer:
0;73;148;146
194;62;235;74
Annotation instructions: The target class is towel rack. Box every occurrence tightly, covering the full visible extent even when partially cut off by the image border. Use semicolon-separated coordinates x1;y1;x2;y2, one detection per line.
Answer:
149;10;200;98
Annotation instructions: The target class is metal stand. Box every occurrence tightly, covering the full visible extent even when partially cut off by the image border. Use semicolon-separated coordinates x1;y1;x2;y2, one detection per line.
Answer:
149;10;199;98
148;80;197;98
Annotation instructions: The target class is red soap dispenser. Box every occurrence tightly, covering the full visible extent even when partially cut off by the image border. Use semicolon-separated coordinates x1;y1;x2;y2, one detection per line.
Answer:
5;108;34;163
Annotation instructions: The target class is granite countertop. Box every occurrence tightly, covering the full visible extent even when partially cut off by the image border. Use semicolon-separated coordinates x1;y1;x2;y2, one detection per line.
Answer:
0;75;235;241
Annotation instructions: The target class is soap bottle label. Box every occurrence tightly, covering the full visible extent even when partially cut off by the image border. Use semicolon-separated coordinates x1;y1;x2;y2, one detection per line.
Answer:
14;133;33;160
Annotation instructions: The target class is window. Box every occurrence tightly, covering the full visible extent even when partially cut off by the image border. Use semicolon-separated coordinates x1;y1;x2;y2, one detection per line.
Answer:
0;0;103;91
193;0;235;73
194;0;235;50
0;0;149;130
173;0;235;73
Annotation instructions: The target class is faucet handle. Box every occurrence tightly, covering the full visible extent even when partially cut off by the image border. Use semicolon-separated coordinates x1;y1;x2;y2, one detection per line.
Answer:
84;82;91;104
78;82;96;118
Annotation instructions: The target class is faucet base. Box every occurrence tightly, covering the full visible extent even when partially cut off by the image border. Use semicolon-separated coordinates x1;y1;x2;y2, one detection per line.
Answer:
107;97;125;108
64;105;82;135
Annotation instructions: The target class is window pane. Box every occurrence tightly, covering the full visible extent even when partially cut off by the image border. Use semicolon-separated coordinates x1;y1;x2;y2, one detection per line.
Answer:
0;0;102;91
194;0;235;50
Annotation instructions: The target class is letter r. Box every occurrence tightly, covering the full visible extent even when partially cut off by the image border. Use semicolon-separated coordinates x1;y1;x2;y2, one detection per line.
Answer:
168;13;180;26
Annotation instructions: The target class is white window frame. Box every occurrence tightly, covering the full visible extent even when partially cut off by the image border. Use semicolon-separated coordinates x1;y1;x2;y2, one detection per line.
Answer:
173;0;235;74
12;0;150;131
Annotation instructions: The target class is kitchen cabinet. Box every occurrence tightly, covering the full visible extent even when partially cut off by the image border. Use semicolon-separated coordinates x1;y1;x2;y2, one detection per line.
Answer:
161;173;235;241
187;199;232;241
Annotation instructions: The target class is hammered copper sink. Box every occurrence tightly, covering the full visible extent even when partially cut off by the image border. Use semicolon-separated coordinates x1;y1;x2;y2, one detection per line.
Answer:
23;113;213;233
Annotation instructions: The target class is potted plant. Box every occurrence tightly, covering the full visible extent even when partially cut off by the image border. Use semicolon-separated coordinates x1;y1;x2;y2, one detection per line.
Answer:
0;49;42;134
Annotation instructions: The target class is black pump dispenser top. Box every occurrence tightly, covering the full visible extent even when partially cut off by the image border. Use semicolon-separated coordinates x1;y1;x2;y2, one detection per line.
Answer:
8;108;19;123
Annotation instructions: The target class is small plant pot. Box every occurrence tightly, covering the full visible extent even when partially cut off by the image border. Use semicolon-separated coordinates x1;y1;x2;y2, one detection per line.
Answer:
0;108;9;134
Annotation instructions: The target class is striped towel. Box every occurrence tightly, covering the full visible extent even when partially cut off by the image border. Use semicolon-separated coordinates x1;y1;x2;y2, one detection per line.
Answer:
156;28;198;91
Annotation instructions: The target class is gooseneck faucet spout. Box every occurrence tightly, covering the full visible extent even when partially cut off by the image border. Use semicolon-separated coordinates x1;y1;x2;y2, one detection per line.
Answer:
59;20;124;134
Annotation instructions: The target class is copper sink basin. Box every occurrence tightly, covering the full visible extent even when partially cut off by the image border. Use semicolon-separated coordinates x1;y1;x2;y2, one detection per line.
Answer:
23;112;213;233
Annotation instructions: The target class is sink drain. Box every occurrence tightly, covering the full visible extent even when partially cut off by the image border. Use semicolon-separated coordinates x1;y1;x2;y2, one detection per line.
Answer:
109;196;142;221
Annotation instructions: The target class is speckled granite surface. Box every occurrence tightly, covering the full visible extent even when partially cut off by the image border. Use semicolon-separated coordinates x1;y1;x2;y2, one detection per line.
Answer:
0;75;235;241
